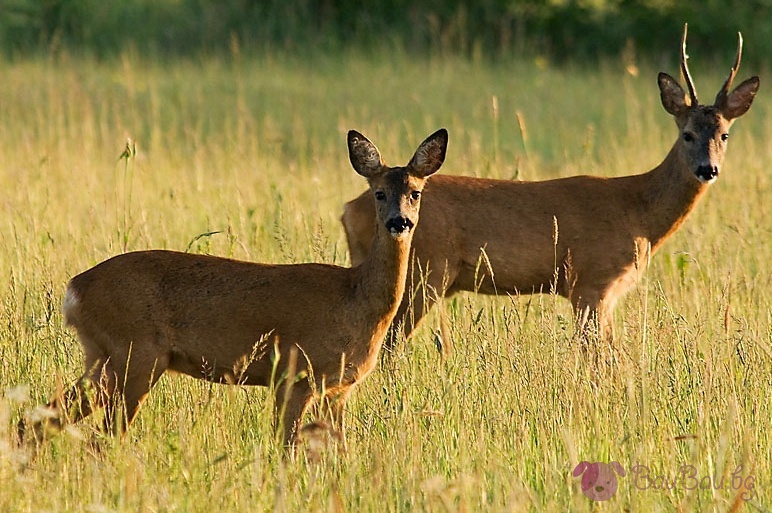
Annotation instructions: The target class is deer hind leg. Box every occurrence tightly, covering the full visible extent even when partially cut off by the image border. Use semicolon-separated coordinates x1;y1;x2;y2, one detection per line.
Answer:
100;345;169;436
19;349;111;444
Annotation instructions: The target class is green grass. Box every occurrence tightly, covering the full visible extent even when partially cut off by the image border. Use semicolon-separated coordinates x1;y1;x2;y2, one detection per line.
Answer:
0;50;769;511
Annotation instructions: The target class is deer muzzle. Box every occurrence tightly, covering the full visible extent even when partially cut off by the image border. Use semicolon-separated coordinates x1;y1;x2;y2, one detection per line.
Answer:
385;216;414;238
695;164;720;183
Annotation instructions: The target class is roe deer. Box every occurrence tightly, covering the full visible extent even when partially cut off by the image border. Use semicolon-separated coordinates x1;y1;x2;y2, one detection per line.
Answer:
342;26;758;346
19;128;448;448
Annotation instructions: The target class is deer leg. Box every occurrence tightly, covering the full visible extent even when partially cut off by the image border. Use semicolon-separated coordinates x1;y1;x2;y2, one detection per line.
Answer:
571;293;601;342
597;305;615;342
18;349;113;445
322;387;351;449
384;298;414;350
324;388;349;430
291;387;349;461
294;388;348;462
386;261;455;351
103;350;169;436
571;293;615;345
275;381;314;448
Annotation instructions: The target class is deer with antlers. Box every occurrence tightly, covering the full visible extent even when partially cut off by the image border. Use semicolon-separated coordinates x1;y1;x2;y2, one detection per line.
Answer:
342;26;759;347
19;128;448;449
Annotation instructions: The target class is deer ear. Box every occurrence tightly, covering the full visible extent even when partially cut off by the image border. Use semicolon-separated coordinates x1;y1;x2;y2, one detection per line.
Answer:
658;72;691;117
573;461;590;477
348;130;383;178
610;461;626;477
719;76;759;120
408;128;447;178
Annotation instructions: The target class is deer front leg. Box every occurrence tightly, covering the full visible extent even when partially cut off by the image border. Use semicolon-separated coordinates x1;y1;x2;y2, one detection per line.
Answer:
386;259;456;351
571;292;615;344
322;387;351;450
275;381;314;448
384;296;416;350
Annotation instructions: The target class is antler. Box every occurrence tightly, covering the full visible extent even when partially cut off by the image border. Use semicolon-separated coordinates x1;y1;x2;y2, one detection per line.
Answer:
714;31;743;107
681;23;699;105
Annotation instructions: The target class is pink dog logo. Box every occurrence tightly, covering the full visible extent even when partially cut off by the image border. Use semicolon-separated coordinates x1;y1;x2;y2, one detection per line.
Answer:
573;461;626;501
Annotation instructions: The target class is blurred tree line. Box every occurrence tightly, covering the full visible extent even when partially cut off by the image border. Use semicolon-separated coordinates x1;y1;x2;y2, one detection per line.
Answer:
1;0;771;63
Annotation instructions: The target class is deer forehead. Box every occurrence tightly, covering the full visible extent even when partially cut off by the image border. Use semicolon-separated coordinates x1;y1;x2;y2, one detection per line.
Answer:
371;168;424;192
683;107;730;135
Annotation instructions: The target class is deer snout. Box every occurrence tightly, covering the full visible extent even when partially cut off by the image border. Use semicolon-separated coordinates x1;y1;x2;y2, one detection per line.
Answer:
695;164;719;183
385;216;414;238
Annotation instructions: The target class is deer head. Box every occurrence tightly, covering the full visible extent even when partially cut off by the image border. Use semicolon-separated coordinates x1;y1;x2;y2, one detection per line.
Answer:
348;129;447;239
658;24;759;184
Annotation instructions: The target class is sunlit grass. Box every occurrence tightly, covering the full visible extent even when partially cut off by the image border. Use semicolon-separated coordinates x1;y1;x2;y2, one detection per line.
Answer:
0;50;769;511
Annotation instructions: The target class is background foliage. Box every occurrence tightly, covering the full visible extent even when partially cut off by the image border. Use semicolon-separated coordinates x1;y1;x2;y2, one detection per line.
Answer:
2;0;772;63
0;47;769;512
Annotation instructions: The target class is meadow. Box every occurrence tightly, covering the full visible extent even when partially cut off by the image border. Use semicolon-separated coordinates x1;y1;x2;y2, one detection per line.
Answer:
0;48;769;511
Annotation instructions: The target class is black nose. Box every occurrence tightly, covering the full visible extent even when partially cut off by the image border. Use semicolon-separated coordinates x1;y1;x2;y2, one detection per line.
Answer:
696;165;719;181
385;216;414;234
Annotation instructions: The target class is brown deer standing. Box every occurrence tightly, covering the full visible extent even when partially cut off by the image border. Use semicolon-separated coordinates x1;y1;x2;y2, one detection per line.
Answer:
342;26;758;347
19;128;448;448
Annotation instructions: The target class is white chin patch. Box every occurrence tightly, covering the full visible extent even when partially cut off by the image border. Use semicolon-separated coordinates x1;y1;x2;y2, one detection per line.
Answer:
696;175;718;185
389;228;410;239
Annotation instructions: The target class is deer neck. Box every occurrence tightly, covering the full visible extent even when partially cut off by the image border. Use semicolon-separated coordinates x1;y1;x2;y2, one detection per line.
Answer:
642;144;710;251
354;223;412;323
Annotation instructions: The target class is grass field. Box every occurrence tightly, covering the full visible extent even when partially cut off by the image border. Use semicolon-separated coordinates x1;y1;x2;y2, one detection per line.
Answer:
0;49;769;511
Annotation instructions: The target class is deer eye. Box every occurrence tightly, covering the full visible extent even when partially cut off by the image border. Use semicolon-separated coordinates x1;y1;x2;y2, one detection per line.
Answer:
374;191;386;201
721;133;729;142
410;190;421;201
683;132;694;143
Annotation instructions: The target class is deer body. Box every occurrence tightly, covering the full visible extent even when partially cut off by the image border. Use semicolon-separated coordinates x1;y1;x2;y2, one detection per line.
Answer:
64;251;391;388
343;27;758;344
23;128;448;447
343;153;703;340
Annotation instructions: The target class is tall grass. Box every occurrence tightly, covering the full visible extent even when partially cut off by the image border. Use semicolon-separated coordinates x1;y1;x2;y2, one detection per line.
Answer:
0;50;769;511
